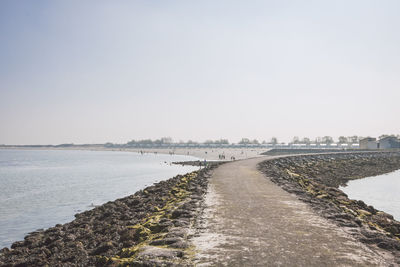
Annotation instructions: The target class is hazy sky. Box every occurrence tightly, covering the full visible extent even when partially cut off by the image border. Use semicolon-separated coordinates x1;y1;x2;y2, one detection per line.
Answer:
1;1;399;145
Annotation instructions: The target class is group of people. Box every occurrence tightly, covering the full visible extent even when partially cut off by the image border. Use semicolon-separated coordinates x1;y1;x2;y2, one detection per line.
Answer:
218;154;236;161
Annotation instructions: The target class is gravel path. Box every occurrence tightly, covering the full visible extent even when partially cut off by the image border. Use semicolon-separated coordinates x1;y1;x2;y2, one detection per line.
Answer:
193;156;394;266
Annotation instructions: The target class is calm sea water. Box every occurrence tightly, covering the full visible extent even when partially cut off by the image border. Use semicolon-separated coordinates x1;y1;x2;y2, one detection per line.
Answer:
0;149;200;248
340;169;400;221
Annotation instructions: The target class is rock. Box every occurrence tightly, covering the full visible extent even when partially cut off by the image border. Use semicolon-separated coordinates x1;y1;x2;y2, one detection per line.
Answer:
91;241;115;255
173;219;190;227
119;228;136;242
0;247;9;254
147;221;172;233
378;240;400;250
166;228;188;238
357;209;372;217
149;237;184;246
328;213;354;220
171;209;191;219
169;240;189;249
11;241;25;249
137;246;182;259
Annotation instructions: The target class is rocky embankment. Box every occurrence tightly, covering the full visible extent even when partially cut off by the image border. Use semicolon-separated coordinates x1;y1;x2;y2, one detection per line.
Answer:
258;152;400;262
0;165;220;267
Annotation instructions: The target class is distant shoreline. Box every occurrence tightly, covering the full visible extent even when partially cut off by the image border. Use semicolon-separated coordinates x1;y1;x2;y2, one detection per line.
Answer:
0;146;268;161
3;146;399;161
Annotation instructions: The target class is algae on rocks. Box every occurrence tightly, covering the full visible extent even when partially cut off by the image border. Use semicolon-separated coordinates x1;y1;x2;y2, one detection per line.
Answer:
0;164;219;267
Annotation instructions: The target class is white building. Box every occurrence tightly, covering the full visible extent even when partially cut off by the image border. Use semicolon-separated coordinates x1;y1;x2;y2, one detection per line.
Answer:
359;137;378;149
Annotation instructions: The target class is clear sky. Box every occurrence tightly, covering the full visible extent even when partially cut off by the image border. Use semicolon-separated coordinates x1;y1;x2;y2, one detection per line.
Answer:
1;0;399;145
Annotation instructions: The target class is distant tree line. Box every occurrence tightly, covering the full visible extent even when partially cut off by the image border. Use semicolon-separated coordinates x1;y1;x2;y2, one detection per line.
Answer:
288;136;359;145
123;137;230;146
379;134;400;140
238;138;260;145
102;134;400;148
127;137;173;146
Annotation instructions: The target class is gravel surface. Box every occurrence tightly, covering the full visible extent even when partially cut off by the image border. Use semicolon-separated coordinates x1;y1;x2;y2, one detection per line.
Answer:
192;156;397;266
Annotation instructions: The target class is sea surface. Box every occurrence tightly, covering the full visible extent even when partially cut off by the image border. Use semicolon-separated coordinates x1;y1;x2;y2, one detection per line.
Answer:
340;169;400;221
0;149;200;248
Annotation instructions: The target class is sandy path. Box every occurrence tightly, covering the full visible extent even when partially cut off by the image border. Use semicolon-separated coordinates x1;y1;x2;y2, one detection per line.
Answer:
193;156;394;266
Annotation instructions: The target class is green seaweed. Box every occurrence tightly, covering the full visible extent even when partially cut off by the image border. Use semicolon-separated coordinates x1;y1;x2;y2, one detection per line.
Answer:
103;171;199;266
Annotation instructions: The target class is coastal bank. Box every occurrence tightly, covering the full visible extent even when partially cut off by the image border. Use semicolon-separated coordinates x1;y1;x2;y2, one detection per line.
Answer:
0;162;221;266
258;151;400;263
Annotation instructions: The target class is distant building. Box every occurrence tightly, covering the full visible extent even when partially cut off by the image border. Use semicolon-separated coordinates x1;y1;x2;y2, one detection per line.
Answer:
359;137;378;149
379;136;400;149
350;143;360;149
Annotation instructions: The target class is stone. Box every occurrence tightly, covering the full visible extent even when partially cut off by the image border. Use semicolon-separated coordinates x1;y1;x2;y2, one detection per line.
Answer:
137;246;181;259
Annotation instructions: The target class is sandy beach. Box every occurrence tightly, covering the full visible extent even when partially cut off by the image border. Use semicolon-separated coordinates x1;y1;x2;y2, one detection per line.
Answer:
1;146;269;161
125;147;267;161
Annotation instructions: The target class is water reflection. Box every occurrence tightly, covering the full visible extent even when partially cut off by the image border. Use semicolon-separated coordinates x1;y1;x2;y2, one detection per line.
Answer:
340;169;400;221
